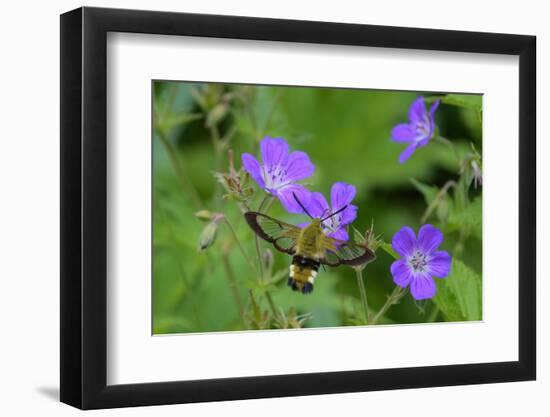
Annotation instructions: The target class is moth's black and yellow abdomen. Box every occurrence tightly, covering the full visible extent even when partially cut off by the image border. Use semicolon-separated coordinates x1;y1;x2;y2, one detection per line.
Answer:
288;255;320;295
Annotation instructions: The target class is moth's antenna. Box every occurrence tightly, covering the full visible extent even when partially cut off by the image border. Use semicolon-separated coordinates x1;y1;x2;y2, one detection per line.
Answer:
321;205;348;222
293;193;314;219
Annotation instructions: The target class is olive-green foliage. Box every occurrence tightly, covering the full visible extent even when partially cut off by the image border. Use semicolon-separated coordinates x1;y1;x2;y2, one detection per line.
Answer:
153;81;482;334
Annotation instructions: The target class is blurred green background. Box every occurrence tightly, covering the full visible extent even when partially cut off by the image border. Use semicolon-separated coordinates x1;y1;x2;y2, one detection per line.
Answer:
152;81;482;334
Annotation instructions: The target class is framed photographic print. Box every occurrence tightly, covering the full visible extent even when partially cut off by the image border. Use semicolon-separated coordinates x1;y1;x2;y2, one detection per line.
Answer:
60;6;536;410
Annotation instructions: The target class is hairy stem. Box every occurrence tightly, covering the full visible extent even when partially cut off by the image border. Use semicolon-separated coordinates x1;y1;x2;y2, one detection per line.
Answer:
371;286;406;325
355;268;370;324
421;180;457;224
223;218;257;272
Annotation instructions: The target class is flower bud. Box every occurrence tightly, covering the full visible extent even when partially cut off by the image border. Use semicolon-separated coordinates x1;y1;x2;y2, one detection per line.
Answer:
263;249;274;271
471;159;482;189
197;214;224;251
198;220;219;251
353;224;381;252
195;210;215;221
205;103;229;128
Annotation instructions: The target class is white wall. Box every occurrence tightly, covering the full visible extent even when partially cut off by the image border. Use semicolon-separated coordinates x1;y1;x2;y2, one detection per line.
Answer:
0;0;545;415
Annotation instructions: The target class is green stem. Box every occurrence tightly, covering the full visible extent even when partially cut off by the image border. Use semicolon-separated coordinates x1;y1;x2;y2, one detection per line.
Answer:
453;227;469;258
265;293;277;316
156;130;203;209
421;180;456;224
157;203;190;289
257;193;271;212
258;90;282;138
223;218;257;272
209;125;223;210
209;125;221;164
166;83;179;113
428;304;440;322
264;195;277;215
254;194;278;317
355;268;370;324
435;136;461;168
221;251;246;325
371;286;405;325
254;194;271;281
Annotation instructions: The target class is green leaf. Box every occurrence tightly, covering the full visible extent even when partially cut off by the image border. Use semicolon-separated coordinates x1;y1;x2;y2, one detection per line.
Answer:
443;94;483;125
441;94;482;113
432;259;482;321
380;242;399;260
448;196;482;240
410;178;438;205
155;112;203;137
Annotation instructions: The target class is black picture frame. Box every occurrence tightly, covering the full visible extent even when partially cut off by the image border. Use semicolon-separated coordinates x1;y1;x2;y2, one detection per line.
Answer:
60;6;536;410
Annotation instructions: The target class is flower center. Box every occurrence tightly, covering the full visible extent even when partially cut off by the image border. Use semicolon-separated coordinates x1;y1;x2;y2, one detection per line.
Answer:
414;114;431;138
408;250;429;273
263;165;288;189
321;212;341;234
415;123;428;137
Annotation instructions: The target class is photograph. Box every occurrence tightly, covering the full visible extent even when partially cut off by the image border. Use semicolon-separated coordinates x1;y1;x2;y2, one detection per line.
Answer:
0;0;543;414
152;81;483;334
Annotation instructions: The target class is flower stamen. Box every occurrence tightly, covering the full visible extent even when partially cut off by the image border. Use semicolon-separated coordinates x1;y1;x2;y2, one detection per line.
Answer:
408;250;429;273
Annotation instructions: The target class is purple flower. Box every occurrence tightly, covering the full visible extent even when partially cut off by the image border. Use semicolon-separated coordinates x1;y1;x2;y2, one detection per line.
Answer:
242;137;314;213
391;96;440;163
390;224;451;300
303;182;358;241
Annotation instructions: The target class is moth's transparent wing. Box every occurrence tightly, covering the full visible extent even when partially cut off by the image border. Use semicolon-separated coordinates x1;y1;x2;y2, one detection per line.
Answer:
273;236;298;254
320;235;376;267
244;212;300;255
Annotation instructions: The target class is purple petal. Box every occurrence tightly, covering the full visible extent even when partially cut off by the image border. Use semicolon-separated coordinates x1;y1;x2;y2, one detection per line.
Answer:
339;204;358;226
330;182;356;211
428;251;451;278
417;224;444;254
277;184;312;214
260;137;289;171
410;274;436;300
241;153;265;189
392;226;416;257
284;151;314;182
417;134;431;147
390;259;413;288
429;99;440;119
306;191;329;219
391;123;417;143
408;96;426;124
329;227;349;242
428;99;440;138
399;143;418;164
